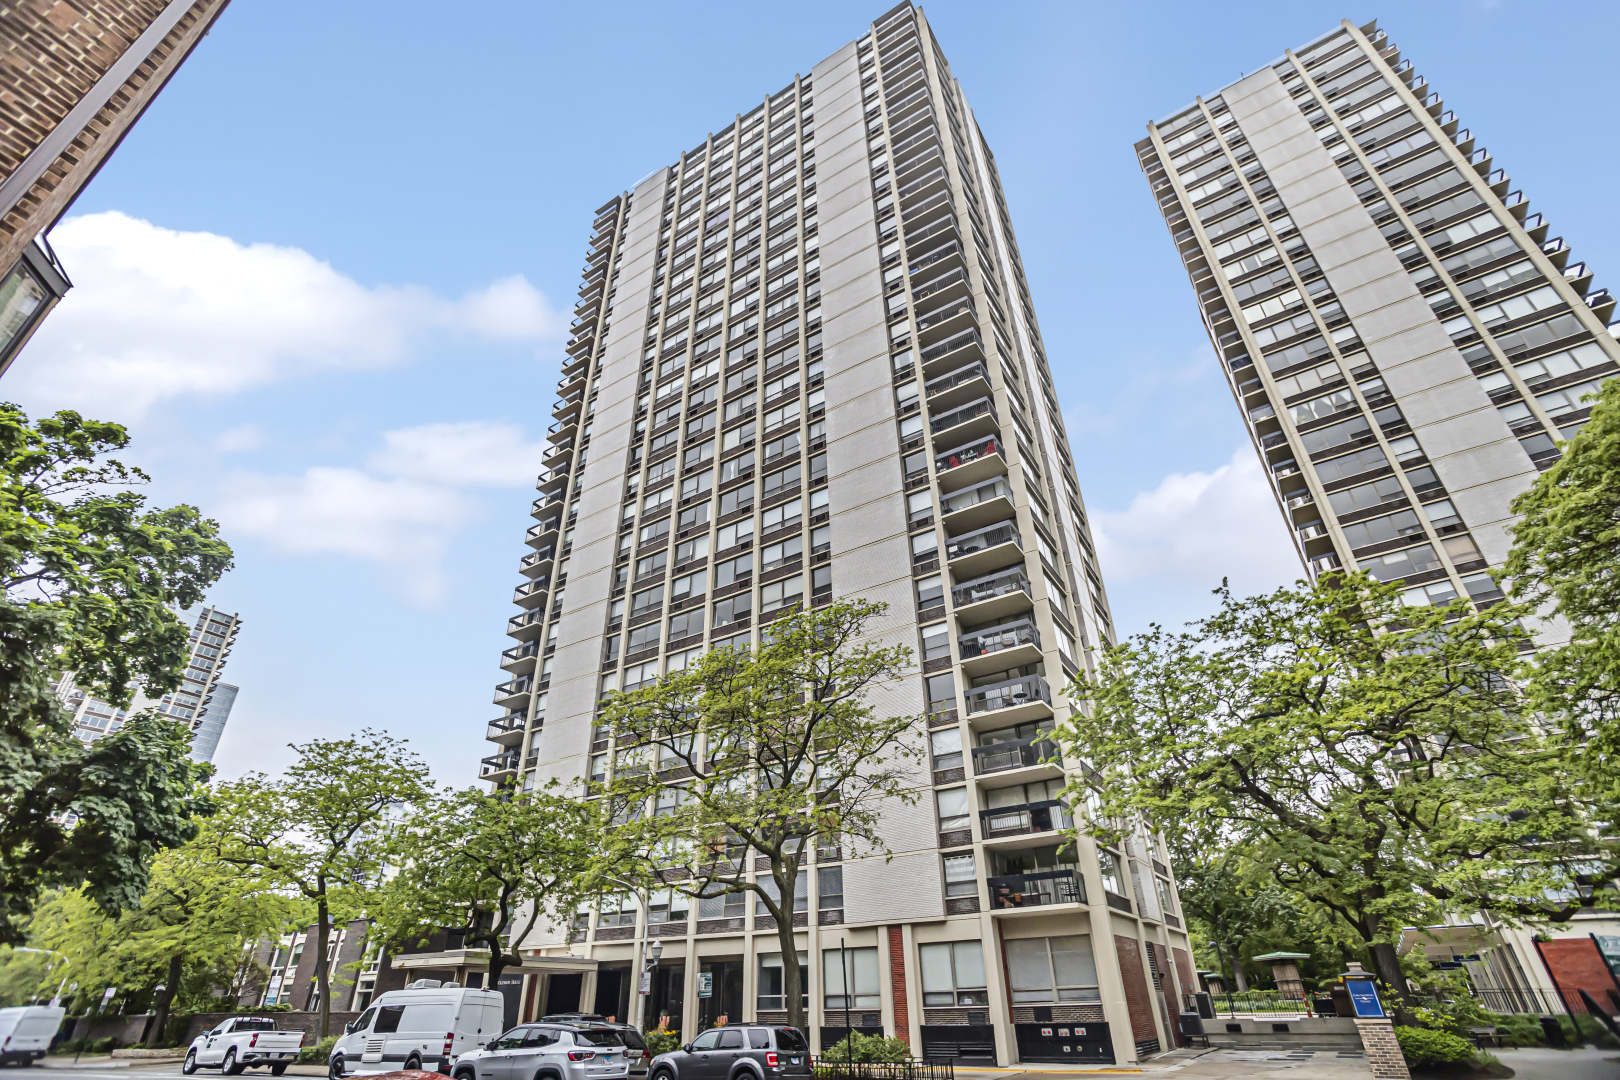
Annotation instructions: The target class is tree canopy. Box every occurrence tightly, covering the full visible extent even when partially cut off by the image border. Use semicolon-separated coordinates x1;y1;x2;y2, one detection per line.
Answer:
1;403;231;940
1058;574;1593;1000
201;730;431;1036
1505;378;1620;898
375;784;600;986
599;600;921;1032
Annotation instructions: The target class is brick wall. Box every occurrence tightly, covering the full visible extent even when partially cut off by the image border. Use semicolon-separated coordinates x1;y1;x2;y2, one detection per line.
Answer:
1113;935;1158;1050
1537;936;1620;1009
886;926;909;1046
0;0;232;273
1354;1018;1410;1079
1172;947;1196;1004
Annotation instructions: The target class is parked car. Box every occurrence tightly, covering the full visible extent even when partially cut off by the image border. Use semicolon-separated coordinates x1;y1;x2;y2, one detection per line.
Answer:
329;985;505;1077
449;1022;629;1080
183;1017;304;1075
0;1006;65;1067
647;1026;810;1080
594;1024;650;1080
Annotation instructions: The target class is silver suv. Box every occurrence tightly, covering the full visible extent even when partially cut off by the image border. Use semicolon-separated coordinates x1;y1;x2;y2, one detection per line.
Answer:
451;1023;629;1080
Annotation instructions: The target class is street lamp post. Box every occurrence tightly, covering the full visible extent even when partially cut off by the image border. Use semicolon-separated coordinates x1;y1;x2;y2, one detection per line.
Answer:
631;937;663;1031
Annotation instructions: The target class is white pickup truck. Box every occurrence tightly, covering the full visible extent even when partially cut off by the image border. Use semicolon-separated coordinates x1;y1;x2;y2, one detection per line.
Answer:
184;1017;305;1076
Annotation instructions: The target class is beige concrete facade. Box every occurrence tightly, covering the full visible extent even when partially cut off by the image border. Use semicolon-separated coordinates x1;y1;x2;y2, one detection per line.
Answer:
487;2;1191;1067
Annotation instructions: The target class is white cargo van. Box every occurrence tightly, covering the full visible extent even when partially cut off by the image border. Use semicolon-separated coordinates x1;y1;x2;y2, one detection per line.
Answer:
0;1006;65;1066
328;984;504;1078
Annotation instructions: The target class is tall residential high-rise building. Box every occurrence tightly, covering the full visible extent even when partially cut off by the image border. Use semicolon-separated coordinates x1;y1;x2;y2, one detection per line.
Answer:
56;603;242;761
484;3;1190;1066
0;0;233;374
1137;18;1620;1010
1138;19;1616;623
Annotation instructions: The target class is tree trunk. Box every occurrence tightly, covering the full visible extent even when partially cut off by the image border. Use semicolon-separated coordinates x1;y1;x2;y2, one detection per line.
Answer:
315;891;332;1039
777;871;805;1033
152;952;183;1046
1230;941;1248;992
1369;941;1409;1004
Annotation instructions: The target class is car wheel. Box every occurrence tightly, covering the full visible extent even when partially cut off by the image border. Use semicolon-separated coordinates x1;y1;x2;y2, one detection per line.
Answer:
403;1055;421;1072
222;1049;243;1076
270;1066;288;1077
183;1050;199;1076
328;1056;345;1080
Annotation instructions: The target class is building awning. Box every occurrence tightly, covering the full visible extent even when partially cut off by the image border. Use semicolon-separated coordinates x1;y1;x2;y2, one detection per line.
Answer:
1397;924;1500;956
392;949;599;976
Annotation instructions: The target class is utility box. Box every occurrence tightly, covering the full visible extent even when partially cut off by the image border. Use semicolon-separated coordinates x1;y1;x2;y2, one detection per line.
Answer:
1194;992;1215;1019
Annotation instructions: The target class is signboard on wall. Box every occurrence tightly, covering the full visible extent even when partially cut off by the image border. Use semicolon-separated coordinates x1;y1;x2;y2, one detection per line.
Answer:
698;973;713;999
1347;981;1384;1019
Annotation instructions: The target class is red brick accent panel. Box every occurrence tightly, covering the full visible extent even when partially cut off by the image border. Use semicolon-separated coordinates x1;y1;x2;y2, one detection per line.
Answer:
1113;935;1158;1046
1354;1018;1411;1079
1537;937;1620;1009
1173;947;1196;999
887;926;910;1045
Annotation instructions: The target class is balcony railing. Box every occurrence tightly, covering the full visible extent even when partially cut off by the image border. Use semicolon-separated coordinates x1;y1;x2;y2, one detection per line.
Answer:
919;327;982;367
971;735;1060;775
480;751;520;777
486;714;526;741
925;360;987;399
959;618;1039;659
946;519;1020;562
929;395;995;435
980;800;1072;838
966;674;1050;716
987;869;1085;909
933;433;1002;474
941;477;1012;516
502;641;539;664
951;567;1031;609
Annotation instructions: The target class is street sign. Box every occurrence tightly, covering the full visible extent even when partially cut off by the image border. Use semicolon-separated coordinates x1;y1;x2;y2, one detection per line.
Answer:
698;973;713;999
1347;980;1384;1018
639;970;651;995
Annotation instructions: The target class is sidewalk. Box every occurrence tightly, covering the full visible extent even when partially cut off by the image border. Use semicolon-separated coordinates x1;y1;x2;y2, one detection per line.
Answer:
954;1047;1371;1078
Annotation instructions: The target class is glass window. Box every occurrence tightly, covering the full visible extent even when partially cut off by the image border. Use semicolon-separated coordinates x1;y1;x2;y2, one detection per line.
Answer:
716;1029;744;1050
823;946;880;1010
757;952;809;1012
926;672;956;714
690;1030;721;1051
916;574;943;608
943;853;977;898
936;787;969;830
919;941;988;1007
818;866;843;910
930;728;962;771
1098;851;1123;896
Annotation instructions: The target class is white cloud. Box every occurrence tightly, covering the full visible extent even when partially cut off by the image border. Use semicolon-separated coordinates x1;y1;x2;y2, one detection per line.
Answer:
214;423;266;453
214;419;545;606
1093;447;1304;601
9;212;564;416
367;421;549;487
217;466;474;606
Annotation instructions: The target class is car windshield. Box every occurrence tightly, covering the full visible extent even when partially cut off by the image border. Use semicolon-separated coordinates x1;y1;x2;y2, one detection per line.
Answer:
233;1020;278;1032
773;1029;808;1052
571;1030;626;1047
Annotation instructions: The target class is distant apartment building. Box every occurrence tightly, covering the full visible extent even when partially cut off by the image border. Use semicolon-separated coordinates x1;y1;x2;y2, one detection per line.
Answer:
1138;19;1616;626
482;3;1191;1066
1139;17;1620;1017
0;0;233;373
57;604;242;761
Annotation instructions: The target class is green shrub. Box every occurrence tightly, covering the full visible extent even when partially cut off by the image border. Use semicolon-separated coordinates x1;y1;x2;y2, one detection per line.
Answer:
90;1037;116;1054
644;1031;681;1057
51;1039;86;1056
1486;1013;1545;1047
299;1036;337;1064
821;1033;911;1063
1395;1026;1475;1067
1558;1013;1619;1048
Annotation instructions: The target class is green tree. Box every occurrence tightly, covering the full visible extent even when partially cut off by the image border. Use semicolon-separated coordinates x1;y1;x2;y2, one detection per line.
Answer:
1;404;231;938
600;600;920;1033
122;843;303;1042
375;785;600;986
1057;575;1593;1003
1505;378;1620;896
201;731;431;1037
1174;853;1301;991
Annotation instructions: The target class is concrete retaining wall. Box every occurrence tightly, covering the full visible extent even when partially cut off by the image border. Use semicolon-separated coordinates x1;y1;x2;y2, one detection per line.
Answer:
1204;1015;1363;1051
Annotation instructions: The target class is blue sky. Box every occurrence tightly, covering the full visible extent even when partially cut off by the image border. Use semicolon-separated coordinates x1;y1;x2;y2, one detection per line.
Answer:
8;0;1616;780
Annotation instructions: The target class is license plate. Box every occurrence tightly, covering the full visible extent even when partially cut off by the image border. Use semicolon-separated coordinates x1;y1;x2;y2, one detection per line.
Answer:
790;1059;801;1065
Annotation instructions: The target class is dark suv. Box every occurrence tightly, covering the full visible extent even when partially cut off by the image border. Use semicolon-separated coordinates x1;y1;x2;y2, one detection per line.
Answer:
648;1027;810;1080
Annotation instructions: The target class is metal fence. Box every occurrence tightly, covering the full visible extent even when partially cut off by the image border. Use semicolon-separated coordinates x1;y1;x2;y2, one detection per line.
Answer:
1467;986;1620;1017
813;1060;955;1080
1194;992;1316;1017
1192;986;1616;1019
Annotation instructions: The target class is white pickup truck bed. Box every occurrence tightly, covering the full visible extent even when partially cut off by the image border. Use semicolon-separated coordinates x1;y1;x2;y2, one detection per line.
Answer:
185;1017;304;1075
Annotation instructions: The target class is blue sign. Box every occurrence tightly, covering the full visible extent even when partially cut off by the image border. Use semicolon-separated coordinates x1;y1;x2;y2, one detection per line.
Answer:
1347;980;1385;1018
